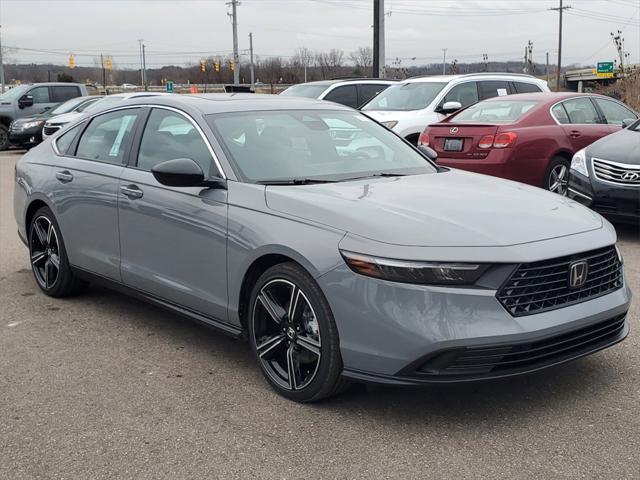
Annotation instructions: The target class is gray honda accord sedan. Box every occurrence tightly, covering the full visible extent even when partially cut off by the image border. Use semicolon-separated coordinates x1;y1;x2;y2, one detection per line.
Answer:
14;94;631;402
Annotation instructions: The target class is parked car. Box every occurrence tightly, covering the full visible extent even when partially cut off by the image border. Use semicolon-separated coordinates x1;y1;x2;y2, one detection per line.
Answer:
569;118;640;223
0;82;89;150
9;96;102;149
42;91;169;139
14;94;630;402
361;73;550;144
280;78;396;109
418;92;638;194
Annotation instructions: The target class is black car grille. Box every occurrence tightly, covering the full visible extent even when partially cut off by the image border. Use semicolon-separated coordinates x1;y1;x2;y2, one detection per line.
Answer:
497;246;623;317
43;125;60;136
593;158;640;186
416;313;627;379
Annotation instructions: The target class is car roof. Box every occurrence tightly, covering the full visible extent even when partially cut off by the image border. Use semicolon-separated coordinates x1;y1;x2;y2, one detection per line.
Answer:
402;73;545;84
290;78;397;87
479;92;610;105
123;93;355;114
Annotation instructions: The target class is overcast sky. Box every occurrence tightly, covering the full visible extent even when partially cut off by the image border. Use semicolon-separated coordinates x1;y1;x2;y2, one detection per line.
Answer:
1;0;638;70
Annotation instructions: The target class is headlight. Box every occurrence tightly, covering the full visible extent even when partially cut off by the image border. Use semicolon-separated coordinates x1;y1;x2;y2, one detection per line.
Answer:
570;148;589;177
21;120;45;129
381;120;398;129
340;250;489;285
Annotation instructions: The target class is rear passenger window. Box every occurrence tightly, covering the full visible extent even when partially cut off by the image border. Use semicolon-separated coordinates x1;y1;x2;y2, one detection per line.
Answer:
551;104;570;124
441;82;479;108
76;109;139;164
561;98;600;124
359;84;389;107
323;85;358;109
137;108;213;175
477;81;510;100
513;82;542;94
51;86;81;103
54;124;83;155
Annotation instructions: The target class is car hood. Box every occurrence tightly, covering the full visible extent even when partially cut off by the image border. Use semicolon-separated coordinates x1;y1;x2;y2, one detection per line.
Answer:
588;128;640;165
14;112;51;123
46;111;85;125
265;170;602;247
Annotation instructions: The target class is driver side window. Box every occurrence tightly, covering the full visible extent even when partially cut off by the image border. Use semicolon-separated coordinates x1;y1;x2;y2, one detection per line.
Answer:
29;87;51;104
440;82;479;108
137;109;214;176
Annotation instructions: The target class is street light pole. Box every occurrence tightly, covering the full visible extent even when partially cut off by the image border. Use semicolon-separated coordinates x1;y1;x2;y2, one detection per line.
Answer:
0;25;5;93
228;0;240;85
249;32;255;89
442;48;447;75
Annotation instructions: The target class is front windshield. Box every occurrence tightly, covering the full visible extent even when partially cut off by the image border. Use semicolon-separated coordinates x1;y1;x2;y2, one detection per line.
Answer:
83;96;124;113
0;85;30;101
450;100;539;124
362;82;446;111
207;110;436;183
280;84;328;98
49;96;92;115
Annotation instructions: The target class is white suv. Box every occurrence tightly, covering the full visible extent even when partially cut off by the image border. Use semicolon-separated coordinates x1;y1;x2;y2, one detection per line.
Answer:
361;73;550;143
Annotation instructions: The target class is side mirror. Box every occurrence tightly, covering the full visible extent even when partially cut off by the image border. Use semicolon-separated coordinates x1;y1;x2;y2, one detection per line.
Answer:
418;145;438;162
19;95;34;108
440;101;462;114
151;158;227;189
621;118;636;129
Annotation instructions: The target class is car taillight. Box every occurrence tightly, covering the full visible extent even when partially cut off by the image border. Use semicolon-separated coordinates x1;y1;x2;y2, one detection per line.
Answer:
418;131;430;146
478;135;494;149
493;132;517;148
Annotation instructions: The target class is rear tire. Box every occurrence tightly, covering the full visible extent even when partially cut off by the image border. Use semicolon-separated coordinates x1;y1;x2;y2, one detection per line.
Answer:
0;125;9;151
544;156;570;196
248;262;348;402
28;206;87;297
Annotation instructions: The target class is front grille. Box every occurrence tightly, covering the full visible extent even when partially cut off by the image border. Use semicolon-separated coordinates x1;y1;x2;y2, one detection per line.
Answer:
417;314;626;378
497;246;623;317
593;158;640;186
43;125;60;136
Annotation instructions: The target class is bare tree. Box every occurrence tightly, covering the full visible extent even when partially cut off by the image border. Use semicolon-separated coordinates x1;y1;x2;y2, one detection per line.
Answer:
350;46;373;76
292;47;314;82
326;49;344;78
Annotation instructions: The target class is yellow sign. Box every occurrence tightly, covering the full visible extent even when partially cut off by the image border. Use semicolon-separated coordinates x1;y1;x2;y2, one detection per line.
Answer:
68;54;76;69
597;72;614;78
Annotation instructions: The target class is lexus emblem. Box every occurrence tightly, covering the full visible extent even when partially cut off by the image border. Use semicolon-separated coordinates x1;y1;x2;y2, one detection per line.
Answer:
449;127;459;134
621;171;640;181
568;261;589;288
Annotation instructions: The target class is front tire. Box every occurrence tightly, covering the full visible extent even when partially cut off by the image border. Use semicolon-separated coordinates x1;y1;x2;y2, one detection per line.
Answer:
0;125;9;151
28;206;87;297
545;156;570;196
248;262;347;402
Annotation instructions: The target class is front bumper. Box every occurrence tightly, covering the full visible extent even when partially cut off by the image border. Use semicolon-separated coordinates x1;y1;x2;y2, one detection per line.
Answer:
9;127;43;147
319;263;631;385
569;170;640;223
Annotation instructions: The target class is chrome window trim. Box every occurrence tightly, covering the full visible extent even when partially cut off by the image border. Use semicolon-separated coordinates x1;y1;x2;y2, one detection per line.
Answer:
592;157;640;187
51;103;227;179
549;96;602;126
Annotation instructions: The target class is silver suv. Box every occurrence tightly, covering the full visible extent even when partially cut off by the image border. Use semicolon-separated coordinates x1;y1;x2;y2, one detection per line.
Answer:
280;78;396;109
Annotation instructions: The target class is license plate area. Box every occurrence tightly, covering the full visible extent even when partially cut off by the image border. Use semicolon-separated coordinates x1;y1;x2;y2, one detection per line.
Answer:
444;138;464;152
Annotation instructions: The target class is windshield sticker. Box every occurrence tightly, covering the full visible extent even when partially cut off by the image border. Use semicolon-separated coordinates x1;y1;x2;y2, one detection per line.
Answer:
109;115;134;157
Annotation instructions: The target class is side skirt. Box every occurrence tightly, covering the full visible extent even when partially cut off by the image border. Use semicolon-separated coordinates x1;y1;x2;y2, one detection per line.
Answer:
71;266;245;339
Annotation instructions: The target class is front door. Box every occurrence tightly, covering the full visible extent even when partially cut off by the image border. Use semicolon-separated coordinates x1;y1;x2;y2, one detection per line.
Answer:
117;107;229;321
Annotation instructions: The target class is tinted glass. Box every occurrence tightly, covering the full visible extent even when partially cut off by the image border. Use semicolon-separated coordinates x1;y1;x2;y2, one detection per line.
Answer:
29;87;50;104
49;96;91;115
551;103;570;124
208;110;436;183
54;124;82;155
137;109;213;175
362;82;447;111
83;96;125;113
451;100;539;123
513;82;542;93
76;109;138;164
359;84;389;106
323;85;358;108
562;98;600;124
51;86;81;103
593;98;637;126
477;81;510;100
441;82;479;108
280;84;328;98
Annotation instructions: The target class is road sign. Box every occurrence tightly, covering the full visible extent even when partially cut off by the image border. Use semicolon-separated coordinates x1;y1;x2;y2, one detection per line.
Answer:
597;72;615;78
166;81;174;93
597;62;614;74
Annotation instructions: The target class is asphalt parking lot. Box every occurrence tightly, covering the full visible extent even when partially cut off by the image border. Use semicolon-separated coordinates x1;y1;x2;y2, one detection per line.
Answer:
1;149;639;480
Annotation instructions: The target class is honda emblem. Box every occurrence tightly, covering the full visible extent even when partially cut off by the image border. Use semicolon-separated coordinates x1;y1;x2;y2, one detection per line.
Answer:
568;261;589;288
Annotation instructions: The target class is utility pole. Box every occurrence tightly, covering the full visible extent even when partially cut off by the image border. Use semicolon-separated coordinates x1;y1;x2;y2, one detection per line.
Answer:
138;39;144;87
442;48;447;75
372;0;385;78
249;32;255;89
142;43;147;90
550;0;571;91
482;53;488;72
0;25;5;93
100;53;106;93
228;0;240;85
546;51;550;84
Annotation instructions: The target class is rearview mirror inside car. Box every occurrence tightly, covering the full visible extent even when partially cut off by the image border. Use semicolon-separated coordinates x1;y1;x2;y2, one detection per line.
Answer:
151;158;226;189
418;145;438;162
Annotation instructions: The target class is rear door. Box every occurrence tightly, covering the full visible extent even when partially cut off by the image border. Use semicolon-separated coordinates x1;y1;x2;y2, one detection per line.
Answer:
477;81;510;101
551;97;611;150
51;85;83;103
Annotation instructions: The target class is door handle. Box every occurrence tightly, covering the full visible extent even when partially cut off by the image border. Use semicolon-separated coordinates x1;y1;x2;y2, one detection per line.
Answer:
569;130;582;138
55;170;73;183
120;184;144;199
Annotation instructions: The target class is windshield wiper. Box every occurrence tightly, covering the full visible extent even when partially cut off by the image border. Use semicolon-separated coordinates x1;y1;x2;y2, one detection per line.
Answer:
340;172;409;181
256;178;337;185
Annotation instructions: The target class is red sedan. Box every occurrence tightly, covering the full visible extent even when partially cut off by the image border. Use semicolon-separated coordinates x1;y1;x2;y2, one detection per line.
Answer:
418;92;637;194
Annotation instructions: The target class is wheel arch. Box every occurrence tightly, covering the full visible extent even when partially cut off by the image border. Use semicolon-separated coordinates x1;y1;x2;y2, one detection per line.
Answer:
0;116;13;128
25;197;54;233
